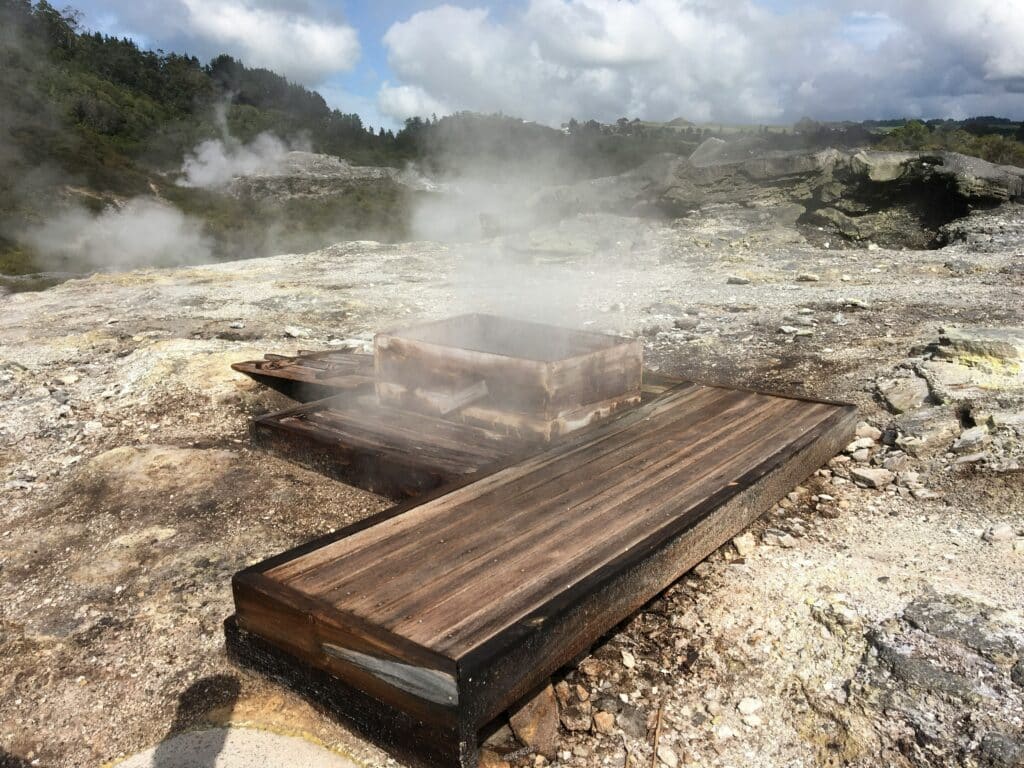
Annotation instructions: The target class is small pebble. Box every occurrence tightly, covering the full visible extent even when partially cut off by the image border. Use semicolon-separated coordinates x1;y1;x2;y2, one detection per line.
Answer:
737;697;763;716
983;524;1015;543
657;744;679;767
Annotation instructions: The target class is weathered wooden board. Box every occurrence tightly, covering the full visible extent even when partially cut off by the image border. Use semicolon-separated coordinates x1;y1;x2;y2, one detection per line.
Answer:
231;382;856;767
232;350;375;402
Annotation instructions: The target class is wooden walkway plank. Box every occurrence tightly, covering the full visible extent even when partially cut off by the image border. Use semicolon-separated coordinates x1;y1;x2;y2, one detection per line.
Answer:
231;380;856;768
263;383;710;583
302;390;780;613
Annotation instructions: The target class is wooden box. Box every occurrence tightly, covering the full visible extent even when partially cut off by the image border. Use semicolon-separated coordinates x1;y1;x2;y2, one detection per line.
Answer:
374;314;642;440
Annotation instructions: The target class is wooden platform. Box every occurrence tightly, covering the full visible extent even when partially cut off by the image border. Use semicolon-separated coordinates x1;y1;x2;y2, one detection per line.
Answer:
230;382;856;767
238;351;685;499
251;391;528;499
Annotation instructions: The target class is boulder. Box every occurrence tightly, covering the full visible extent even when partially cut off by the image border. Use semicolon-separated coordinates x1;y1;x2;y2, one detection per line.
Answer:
952;426;990;454
850;467;895;488
509;683;560;758
878;376;930;413
851;151;916;182
934;327;1024;374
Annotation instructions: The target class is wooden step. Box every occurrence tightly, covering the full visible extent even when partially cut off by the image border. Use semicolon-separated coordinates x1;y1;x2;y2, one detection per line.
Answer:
229;383;856;767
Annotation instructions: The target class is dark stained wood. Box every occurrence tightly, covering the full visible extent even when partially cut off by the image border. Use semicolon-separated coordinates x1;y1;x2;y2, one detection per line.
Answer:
232;350;375;401
225;617;475;768
231;381;857;767
251;390;527;499
461;402;856;727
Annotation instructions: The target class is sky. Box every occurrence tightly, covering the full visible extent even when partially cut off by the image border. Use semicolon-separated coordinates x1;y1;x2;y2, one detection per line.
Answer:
68;0;1024;130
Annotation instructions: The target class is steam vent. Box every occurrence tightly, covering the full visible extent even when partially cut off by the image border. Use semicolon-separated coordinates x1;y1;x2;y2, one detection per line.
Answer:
227;314;857;767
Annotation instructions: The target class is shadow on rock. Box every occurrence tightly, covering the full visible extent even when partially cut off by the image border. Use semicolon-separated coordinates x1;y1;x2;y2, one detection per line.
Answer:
0;749;33;768
152;674;241;768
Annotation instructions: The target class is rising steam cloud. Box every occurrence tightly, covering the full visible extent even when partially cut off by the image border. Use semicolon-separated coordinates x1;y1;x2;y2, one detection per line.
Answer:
22;198;213;272
178;131;296;189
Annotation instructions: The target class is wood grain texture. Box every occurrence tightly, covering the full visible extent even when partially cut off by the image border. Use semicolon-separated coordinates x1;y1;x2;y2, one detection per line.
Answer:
461;402;858;726
231;380;856;767
269;385;839;658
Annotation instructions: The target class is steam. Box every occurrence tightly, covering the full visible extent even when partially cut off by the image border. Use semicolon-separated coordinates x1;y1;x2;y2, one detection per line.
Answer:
413;174;619;329
179;132;295;189
177;102;310;189
399;122;667;332
22;198;213;272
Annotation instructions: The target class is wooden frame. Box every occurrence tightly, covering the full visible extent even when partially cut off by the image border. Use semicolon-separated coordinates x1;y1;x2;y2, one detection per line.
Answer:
375;314;643;441
249;391;527;499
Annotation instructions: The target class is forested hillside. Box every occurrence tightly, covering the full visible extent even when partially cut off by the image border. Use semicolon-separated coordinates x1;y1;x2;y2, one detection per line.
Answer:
0;0;416;279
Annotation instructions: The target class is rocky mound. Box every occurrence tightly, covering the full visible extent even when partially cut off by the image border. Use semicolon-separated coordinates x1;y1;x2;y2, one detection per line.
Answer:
530;146;1024;250
226;151;439;200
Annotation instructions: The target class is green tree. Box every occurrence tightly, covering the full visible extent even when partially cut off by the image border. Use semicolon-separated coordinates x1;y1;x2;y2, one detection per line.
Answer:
894;120;930;150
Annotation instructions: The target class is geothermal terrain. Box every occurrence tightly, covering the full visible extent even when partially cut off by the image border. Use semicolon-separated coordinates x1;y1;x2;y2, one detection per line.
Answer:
1;147;1023;768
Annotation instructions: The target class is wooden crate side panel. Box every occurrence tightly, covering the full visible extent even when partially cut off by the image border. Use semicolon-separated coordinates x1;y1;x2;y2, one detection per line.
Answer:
225;617;478;768
376;335;552;415
544;338;643;417
375;333;642;422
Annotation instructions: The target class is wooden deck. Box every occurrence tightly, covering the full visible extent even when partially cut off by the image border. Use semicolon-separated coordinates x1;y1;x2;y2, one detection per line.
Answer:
230;381;856;767
251;391;526;498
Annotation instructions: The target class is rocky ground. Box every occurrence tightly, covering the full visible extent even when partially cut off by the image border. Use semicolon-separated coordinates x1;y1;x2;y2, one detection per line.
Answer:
225;150;441;200
1;189;1023;767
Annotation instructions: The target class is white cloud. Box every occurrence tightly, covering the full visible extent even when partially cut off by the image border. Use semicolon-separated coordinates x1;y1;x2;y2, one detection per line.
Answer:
83;0;360;85
897;0;1024;81
377;0;1024;125
179;0;359;83
377;84;450;122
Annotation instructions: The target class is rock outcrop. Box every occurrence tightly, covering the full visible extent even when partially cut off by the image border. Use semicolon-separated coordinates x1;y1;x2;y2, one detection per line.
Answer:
226;150;439;200
529;146;1024;249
